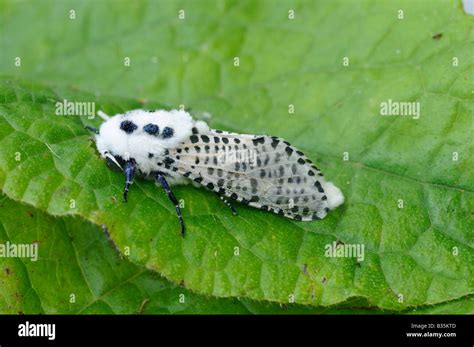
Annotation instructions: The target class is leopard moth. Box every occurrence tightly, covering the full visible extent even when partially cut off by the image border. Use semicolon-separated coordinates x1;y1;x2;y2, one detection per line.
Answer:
87;109;344;237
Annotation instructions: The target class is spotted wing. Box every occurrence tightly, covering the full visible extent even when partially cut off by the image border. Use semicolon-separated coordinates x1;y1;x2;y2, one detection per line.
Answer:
163;130;330;220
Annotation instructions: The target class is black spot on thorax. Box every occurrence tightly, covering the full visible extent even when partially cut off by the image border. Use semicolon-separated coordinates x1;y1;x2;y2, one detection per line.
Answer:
162;127;174;139
144;123;159;135
120;120;137;133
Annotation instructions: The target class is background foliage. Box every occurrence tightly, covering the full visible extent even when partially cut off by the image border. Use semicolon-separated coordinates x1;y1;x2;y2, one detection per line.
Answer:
0;0;472;313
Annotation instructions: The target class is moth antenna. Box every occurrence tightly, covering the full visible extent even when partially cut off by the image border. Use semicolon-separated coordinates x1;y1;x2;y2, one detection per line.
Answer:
97;110;111;121
85;125;99;134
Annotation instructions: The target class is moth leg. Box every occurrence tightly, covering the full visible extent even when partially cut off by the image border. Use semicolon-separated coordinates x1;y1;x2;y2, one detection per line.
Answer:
123;160;136;202
155;173;186;237
216;193;238;216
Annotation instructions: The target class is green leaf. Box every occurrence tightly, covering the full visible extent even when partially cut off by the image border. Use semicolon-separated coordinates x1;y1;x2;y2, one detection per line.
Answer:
2;193;353;314
0;192;334;314
0;76;472;310
2;195;470;314
0;0;473;311
0;194;263;314
405;296;474;315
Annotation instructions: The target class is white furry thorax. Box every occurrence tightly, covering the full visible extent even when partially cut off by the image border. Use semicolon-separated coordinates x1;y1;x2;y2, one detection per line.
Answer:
95;109;210;178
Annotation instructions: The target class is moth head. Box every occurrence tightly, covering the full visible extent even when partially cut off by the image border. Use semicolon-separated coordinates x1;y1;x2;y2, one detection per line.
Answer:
92;109;195;167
